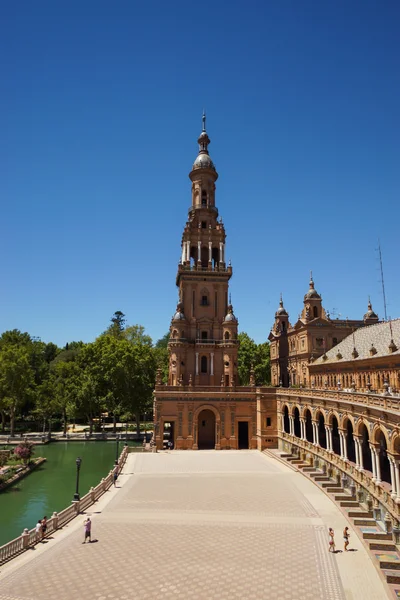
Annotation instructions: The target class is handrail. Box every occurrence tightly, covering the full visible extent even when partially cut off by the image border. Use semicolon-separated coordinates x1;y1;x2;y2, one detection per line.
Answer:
277;387;400;412
0;445;129;565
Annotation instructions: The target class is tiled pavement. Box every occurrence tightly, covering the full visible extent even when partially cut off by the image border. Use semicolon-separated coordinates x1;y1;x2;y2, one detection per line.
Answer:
0;451;389;600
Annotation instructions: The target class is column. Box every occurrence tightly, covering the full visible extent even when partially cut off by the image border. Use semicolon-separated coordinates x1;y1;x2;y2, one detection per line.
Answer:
313;422;319;446
354;438;360;468
375;448;382;483
388;456;397;498
210;352;214;376
339;431;344;458
369;445;377;480
208;242;212;263
341;432;348;461
187;241;190;263
222;242;225;263
197;241;201;263
325;426;332;452
181;244;185;264
289;416;294;436
195;353;199;376
357;439;364;471
281;414;285;433
394;460;400;502
300;418;305;440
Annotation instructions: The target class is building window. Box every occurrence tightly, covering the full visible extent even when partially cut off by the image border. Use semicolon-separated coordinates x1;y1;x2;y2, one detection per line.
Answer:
332;337;338;347
201;295;208;306
201;221;207;229
301;339;305;348
201;331;208;340
266;417;271;427
201;356;208;373
313;306;318;318
224;331;230;340
201;191;207;206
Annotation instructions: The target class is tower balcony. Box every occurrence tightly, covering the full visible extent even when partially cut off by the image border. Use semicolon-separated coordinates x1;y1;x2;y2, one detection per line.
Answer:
177;263;231;273
188;204;218;216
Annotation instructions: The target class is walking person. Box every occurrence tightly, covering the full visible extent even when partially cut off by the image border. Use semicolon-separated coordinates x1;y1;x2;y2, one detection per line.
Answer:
328;527;335;552
41;516;47;541
343;527;350;551
35;519;42;543
83;517;91;543
113;464;118;486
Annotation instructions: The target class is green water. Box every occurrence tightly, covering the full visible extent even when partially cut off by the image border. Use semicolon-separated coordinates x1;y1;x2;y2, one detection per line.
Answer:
0;441;134;546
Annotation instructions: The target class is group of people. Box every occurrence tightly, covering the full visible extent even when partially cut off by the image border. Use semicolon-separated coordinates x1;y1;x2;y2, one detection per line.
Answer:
35;516;47;542
329;526;350;552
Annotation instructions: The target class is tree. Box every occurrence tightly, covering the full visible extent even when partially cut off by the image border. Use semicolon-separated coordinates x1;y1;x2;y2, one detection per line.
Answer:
123;324;153;347
237;333;271;386
35;375;57;435
0;345;35;435
104;311;126;339
51;357;83;435
154;332;170;384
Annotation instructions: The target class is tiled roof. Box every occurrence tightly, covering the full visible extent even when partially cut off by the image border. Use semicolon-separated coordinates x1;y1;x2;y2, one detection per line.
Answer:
313;319;400;365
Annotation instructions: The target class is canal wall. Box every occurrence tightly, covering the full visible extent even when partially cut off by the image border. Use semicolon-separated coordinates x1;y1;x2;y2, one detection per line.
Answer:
0;445;129;565
0;458;46;493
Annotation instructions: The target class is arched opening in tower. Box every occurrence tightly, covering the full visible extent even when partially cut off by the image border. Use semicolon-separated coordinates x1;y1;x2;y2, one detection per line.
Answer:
198;409;216;450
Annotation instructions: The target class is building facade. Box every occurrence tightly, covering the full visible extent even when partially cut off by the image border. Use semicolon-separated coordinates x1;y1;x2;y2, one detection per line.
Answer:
153;117;277;451
268;278;379;387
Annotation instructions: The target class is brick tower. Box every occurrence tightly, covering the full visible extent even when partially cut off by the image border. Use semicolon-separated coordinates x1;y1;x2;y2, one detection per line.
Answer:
153;116;277;451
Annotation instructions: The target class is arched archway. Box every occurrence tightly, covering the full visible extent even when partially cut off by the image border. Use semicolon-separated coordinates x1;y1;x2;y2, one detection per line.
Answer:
293;407;301;438
375;428;391;485
331;415;340;456
358;422;372;473
304;409;313;443
344;418;356;463
283;405;290;434
198;409;216;449
317;412;327;449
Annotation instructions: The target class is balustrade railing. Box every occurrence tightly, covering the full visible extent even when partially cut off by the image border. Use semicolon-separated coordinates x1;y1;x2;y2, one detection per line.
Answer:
280;431;400;526
278;387;400;412
0;445;129;565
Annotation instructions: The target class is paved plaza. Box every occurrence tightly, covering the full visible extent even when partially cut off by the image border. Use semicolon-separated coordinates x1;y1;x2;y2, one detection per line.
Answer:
0;451;389;600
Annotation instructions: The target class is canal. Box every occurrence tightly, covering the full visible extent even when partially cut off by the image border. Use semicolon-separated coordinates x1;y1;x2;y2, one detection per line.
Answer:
0;441;136;546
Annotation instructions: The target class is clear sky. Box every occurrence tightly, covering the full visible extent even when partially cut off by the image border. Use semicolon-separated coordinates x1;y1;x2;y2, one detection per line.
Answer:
1;1;399;347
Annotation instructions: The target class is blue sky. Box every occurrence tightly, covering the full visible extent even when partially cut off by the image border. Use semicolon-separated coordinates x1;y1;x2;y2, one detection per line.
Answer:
1;1;399;346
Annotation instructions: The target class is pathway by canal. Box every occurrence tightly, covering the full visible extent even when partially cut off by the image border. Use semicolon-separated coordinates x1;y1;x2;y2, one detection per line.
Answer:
0;441;138;546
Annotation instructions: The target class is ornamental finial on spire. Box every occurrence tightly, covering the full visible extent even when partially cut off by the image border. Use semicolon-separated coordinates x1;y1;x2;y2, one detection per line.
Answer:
202;109;206;132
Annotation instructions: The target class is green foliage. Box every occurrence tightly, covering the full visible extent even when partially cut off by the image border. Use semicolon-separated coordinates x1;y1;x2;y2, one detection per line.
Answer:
237;333;271;386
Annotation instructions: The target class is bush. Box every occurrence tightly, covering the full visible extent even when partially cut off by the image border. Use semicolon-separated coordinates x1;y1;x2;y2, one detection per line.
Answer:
14;441;35;465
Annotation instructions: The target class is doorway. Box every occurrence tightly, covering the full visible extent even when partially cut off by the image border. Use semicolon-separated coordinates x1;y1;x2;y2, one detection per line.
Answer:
198;410;216;449
238;421;249;449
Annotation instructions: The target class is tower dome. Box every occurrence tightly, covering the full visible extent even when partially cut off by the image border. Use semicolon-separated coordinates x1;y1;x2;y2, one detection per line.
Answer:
172;302;186;322
364;298;378;323
192;112;216;171
304;272;321;300
275;294;288;316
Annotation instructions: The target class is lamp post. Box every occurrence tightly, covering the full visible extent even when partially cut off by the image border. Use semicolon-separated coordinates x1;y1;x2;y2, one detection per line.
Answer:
73;457;82;501
115;434;120;466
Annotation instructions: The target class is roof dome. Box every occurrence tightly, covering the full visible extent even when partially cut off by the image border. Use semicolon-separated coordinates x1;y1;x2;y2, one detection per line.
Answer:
364;299;378;321
172;302;186;322
224;304;237;323
275;295;288;316
192;112;216;172
304;273;321;301
193;153;215;170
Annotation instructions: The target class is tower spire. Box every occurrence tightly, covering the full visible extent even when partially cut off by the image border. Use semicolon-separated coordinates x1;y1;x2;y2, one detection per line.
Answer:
202;110;206;132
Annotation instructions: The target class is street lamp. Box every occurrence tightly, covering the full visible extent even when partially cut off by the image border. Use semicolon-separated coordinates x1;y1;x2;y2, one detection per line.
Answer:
115;434;120;465
73;457;82;501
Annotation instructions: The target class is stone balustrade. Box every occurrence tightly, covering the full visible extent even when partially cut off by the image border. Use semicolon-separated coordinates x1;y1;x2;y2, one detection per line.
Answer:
0;446;129;565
